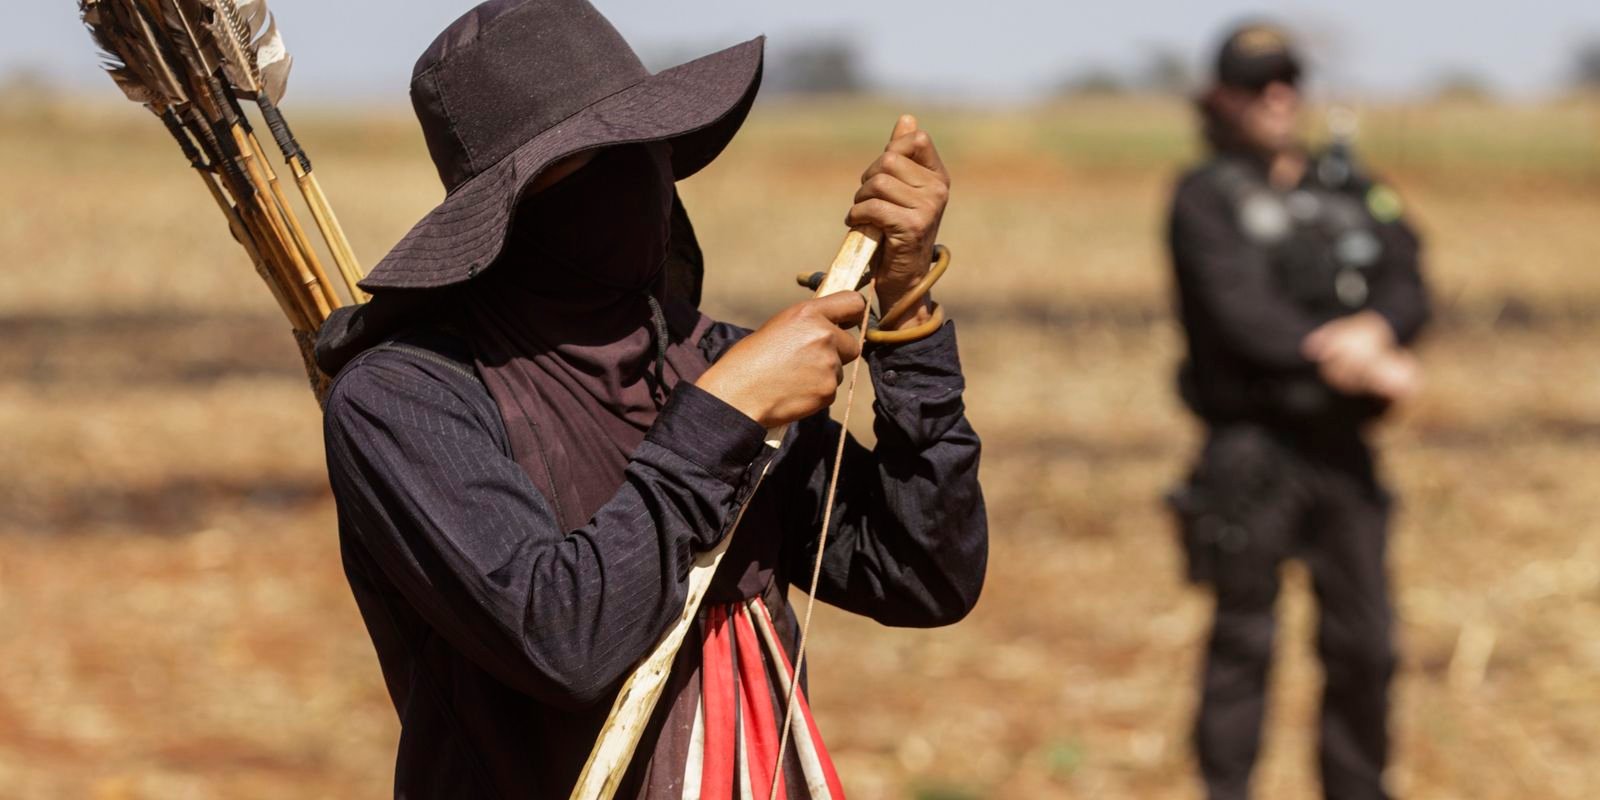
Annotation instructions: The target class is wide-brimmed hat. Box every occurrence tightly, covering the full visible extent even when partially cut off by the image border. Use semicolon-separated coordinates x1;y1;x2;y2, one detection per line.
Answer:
358;0;764;292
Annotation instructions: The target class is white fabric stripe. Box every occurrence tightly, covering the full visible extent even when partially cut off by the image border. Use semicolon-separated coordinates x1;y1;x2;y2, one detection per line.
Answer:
736;700;754;800
745;599;832;800
682;694;705;800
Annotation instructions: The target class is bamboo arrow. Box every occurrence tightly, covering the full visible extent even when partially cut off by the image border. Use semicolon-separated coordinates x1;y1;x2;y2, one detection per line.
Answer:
82;0;358;399
159;0;340;319
204;0;368;303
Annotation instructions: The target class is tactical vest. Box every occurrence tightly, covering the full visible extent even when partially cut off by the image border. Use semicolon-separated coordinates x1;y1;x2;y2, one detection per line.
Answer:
1211;148;1388;321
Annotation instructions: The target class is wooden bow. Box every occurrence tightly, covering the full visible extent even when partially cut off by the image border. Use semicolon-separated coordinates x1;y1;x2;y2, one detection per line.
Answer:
568;227;882;800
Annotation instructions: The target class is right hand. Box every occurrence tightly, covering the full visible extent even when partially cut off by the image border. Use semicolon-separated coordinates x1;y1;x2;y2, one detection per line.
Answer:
1303;312;1394;374
1302;311;1420;402
1363;350;1422;403
696;292;868;429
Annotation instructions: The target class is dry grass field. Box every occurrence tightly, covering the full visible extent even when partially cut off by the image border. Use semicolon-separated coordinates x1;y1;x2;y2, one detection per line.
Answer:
1;93;1598;798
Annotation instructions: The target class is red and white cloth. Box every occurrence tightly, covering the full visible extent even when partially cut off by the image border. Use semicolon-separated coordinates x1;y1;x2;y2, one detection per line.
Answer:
683;598;845;800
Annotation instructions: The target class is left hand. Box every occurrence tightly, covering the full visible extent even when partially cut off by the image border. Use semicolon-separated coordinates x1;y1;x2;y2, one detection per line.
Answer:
847;115;951;329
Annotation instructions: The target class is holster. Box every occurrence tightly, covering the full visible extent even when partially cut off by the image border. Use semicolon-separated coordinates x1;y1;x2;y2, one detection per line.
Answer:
1165;425;1296;587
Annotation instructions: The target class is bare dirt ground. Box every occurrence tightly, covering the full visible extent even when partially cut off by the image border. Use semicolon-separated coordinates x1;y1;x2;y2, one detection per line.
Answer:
1;97;1597;798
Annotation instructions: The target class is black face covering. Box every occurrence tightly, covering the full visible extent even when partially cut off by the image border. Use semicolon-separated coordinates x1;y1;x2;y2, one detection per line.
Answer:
506;142;677;294
460;142;714;530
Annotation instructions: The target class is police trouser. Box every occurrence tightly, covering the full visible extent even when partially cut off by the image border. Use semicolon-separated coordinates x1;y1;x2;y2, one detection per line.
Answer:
1174;423;1395;800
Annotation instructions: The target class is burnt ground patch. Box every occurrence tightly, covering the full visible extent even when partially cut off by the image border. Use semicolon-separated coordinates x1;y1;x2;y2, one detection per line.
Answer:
0;310;304;387
720;292;1600;334
2;475;329;536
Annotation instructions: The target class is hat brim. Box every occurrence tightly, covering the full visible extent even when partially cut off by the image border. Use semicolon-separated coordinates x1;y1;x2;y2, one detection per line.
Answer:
359;36;765;292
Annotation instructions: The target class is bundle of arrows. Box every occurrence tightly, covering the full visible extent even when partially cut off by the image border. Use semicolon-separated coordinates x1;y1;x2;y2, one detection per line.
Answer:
80;0;365;399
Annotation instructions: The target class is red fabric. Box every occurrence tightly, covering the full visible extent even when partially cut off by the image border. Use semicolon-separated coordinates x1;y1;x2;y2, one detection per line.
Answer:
733;605;786;800
700;606;736;800
753;597;847;799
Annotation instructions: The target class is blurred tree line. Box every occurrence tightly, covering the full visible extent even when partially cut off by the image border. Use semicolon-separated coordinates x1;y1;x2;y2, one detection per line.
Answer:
16;30;1600;101
1048;34;1600;101
1055;46;1193;97
1575;38;1600;91
645;34;865;95
766;36;864;94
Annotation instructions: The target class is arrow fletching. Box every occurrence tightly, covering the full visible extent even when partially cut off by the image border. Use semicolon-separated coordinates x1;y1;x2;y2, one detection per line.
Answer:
81;0;188;109
205;0;292;103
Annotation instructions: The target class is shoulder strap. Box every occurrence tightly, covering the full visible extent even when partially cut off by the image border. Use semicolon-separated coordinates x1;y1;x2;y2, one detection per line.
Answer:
369;340;482;385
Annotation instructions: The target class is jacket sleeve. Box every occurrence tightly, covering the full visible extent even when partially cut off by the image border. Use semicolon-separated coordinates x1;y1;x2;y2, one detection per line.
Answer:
776;321;988;628
322;353;775;710
1169;176;1323;372
1364;209;1432;346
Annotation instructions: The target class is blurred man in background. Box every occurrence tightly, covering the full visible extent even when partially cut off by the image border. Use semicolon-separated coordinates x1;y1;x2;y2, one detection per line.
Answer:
1164;22;1431;800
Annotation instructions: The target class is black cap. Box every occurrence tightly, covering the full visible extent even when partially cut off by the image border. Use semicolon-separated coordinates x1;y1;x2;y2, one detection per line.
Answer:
1215;23;1303;89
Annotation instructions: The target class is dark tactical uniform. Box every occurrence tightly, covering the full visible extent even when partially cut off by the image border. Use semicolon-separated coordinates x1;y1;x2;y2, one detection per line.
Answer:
1166;143;1430;800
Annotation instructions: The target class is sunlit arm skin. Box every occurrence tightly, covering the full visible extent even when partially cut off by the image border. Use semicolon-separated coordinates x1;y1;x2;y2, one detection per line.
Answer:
699;114;953;427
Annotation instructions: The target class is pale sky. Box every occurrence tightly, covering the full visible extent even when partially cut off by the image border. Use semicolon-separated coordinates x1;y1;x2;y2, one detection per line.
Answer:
11;1;1600;103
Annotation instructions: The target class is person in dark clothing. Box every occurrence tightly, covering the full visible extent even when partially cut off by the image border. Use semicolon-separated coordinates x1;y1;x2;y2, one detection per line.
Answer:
1165;22;1431;800
315;1;985;798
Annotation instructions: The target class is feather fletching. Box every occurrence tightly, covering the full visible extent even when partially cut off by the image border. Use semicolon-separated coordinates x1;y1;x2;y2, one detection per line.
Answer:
82;1;159;105
120;0;193;106
158;0;223;85
76;0;362;351
206;0;293;103
200;0;258;96
80;0;188;109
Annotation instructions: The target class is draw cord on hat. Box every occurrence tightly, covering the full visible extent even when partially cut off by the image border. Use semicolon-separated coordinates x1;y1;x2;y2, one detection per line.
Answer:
643;292;670;397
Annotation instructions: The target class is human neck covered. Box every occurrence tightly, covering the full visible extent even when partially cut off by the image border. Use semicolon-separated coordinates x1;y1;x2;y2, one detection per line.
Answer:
456;140;713;528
